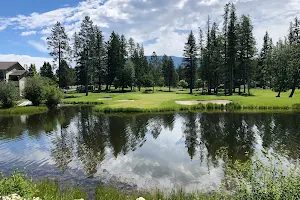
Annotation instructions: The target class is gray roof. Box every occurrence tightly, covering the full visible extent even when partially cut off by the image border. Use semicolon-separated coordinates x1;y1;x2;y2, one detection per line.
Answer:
10;70;27;76
0;62;19;70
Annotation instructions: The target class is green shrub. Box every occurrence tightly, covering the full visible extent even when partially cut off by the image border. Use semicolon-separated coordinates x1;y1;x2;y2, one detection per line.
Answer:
178;80;188;90
0;171;37;198
220;148;300;200
43;86;63;109
0;81;20;108
24;76;43;106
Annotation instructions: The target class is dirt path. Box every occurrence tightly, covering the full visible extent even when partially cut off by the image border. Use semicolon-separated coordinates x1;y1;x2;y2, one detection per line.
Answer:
175;100;232;105
115;100;135;102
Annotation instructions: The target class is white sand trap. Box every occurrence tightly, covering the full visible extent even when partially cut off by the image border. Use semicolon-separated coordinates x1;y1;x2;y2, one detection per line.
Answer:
97;97;113;101
176;100;232;105
115;100;135;102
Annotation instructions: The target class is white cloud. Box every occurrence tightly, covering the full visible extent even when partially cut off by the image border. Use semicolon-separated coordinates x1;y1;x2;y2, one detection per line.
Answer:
0;54;52;71
0;0;299;56
21;30;37;36
28;40;48;53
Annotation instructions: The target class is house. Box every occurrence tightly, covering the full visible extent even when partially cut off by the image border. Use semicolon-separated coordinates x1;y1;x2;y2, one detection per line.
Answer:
0;62;27;96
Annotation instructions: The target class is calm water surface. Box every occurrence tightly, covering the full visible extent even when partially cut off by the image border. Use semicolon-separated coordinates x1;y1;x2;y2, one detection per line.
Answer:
0;107;300;193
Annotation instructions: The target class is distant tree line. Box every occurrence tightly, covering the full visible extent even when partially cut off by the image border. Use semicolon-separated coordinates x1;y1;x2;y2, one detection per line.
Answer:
42;3;299;97
46;17;178;96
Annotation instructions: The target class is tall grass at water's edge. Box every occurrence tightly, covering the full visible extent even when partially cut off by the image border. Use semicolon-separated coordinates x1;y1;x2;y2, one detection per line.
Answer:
92;102;300;113
2;150;300;200
0;106;48;116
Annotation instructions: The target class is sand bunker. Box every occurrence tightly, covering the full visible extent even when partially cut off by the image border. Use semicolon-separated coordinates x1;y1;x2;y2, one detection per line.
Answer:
115;100;135;102
175;100;232;105
97;97;113;101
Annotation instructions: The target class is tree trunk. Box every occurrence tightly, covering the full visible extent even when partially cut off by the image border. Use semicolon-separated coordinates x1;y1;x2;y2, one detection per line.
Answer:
85;52;88;97
169;83;171;92
247;77;250;96
98;82;101;92
276;91;281;97
239;85;241;95
229;66;233;96
131;85;133;91
289;87;296;98
153;85;155;93
289;75;297;98
58;43;61;89
138;86;141;91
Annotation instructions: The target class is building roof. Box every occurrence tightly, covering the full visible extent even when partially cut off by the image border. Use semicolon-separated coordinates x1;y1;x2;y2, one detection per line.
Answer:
0;62;24;71
10;70;27;76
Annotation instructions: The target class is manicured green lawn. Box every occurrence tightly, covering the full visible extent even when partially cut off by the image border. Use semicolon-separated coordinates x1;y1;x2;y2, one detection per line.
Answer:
62;88;300;112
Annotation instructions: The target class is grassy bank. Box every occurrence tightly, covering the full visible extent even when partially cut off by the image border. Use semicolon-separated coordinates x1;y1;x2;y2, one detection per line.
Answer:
1;151;300;200
62;88;300;113
0;106;48;116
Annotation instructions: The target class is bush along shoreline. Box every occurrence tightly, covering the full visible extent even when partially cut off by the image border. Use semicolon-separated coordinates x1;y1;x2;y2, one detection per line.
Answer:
0;76;63;116
1;150;300;200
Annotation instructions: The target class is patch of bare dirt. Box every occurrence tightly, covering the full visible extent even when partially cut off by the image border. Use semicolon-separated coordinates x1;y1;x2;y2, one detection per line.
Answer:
115;100;135;102
175;100;232;105
97;97;113;101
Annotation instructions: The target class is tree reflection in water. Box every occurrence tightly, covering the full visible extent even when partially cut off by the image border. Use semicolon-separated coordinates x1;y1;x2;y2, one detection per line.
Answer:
2;107;300;179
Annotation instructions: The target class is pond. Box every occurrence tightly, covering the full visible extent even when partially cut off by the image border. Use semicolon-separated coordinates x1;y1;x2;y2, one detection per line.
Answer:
0;107;300;194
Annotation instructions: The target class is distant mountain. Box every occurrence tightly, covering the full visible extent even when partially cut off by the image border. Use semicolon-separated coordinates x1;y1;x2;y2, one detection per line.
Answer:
146;56;183;68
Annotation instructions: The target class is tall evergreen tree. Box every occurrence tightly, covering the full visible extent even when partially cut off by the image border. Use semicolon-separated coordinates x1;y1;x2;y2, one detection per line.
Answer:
240;15;256;95
183;31;198;94
162;57;176;92
106;32;120;90
227;3;237;95
271;40;290;97
256;32;273;88
76;16;96;96
128;38;135;59
57;60;75;88
93;27;106;92
47;21;70;88
149;52;162;92
40;62;54;79
222;3;230;95
287;17;300;97
27;64;37;77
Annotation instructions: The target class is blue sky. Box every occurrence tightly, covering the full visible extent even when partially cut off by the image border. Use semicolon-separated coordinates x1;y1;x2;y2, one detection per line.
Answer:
0;0;299;70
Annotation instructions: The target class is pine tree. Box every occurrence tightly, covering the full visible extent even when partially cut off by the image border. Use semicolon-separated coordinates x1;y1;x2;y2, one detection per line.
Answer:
287;17;300;97
271;40;290;97
106;32;120;90
40;62;54;80
183;31;198;94
227;3;237;95
222;3;230;95
256;32;272;88
198;28;205;94
27;64;37;77
93;26;106;92
128;38;135;59
76;16;96;96
163;57;176;92
47;21;70;88
149;51;162;92
115;35;128;91
210;23;223;94
57;60;75;88
240;15;256;95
